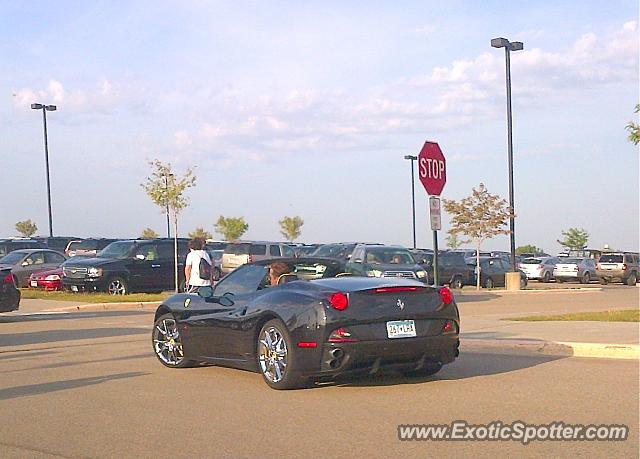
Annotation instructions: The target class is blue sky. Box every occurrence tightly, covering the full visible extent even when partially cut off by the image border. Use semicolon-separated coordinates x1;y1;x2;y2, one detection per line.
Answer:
2;1;638;253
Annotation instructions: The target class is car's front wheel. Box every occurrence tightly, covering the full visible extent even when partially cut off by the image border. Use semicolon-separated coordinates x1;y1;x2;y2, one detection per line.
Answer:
152;313;193;368
107;277;128;295
626;273;637;286
450;276;463;289
257;319;305;390
581;272;591;284
541;271;551;283
484;277;494;289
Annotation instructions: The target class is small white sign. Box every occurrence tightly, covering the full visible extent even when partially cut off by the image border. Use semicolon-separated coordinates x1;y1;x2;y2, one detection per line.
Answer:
429;196;441;231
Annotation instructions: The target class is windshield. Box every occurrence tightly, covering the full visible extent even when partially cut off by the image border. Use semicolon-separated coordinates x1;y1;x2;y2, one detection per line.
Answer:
226;243;252;255
560;258;582;264
598;255;623;263
312;244;344;257
0;251;27;264
366;248;414;264
75;240;101;250
97;241;135;259
521;258;543;264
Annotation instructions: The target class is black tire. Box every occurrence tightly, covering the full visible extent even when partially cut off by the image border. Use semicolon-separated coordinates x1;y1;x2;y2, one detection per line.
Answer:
212;267;221;282
626;273;637;286
557;278;565;283
541;271;551;283
599;277;609;285
581;272;591;284
484;277;494;289
404;361;443;378
257;319;305;390
107;276;128;295
450;276;463;289
520;276;528;289
152;313;194;368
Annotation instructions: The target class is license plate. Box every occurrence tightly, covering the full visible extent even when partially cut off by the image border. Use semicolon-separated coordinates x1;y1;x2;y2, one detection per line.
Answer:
71;285;78;292
386;320;416;339
30;280;38;287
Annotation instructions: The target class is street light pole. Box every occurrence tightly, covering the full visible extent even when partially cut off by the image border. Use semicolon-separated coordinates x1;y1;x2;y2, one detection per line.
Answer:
31;103;57;237
491;37;523;272
403;155;418;249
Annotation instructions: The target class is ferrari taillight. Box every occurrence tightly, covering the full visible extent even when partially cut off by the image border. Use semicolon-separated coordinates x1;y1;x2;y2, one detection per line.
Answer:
248;255;253;263
439;287;453;305
3;273;14;285
328;327;357;343
442;320;457;334
328;292;349;311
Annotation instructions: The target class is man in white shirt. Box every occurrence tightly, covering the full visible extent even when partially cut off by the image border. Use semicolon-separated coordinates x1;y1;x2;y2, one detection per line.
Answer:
184;238;212;293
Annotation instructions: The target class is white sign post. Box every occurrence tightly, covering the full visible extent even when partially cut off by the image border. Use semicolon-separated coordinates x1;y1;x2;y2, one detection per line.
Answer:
429;196;441;231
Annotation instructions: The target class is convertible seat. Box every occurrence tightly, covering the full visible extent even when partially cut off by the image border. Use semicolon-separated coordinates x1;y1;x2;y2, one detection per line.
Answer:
277;273;299;284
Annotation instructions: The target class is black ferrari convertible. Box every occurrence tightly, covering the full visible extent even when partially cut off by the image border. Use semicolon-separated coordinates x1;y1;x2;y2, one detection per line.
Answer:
152;257;460;389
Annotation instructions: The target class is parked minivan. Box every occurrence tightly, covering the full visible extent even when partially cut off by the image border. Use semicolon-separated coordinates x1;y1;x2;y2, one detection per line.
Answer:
221;241;295;274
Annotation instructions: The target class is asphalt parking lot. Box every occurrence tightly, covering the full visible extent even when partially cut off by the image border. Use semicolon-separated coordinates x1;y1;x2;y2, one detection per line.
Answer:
0;287;638;458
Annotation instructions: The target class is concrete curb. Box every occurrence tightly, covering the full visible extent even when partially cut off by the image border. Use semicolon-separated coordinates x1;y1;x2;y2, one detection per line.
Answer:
462;338;639;360
45;301;161;312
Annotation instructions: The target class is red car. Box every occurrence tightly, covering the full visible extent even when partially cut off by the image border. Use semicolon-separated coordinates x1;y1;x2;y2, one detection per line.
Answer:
28;267;63;291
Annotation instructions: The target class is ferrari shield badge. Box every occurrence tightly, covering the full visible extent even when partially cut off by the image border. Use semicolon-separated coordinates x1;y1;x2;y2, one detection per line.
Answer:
396;299;405;310
184;298;191;308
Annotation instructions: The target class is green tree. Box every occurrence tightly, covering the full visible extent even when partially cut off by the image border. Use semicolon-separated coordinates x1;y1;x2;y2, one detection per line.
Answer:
516;244;544;255
140;228;159;239
15;219;38;237
443;183;513;290
279;216;304;241
557;228;589;250
445;231;467;250
626;103;639;145
214;216;248;241
188;227;212;240
142;160;196;292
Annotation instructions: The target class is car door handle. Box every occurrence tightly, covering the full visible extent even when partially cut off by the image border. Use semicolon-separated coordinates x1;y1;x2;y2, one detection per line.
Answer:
151;264;161;268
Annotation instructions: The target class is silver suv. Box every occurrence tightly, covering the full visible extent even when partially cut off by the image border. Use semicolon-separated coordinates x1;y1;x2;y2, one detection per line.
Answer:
596;252;638;285
221;241;296;274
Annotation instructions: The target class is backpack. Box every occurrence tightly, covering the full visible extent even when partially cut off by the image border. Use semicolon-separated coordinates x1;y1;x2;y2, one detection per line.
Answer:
198;255;212;280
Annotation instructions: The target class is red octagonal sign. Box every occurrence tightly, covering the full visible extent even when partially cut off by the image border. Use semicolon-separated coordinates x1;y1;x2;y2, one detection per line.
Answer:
418;141;446;196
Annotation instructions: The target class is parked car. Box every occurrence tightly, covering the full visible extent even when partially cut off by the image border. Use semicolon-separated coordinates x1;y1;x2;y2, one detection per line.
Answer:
468;257;527;289
34;236;81;253
221;241;296;274
0;265;20;312
204;249;224;281
294;244;320;257
518;257;560;283
411;249;473;288
151;257;459;389
596;252;639;286
311;243;360;261
553;258;596;284
346;244;429;283
65;238;118;257
204;240;228;251
28;266;63;291
0;239;46;258
62;239;190;294
0;249;67;287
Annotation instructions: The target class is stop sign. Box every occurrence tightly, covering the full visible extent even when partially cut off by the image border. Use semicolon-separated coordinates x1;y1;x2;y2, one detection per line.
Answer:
418;141;446;196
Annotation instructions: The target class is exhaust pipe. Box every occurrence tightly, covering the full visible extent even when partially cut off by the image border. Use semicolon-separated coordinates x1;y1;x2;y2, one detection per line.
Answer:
330;348;344;359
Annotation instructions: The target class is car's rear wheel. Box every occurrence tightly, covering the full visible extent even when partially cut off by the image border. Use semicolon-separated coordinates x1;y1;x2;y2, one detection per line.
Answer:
107;277;128;295
581;272;591;284
484;277;494;289
541;271;551;283
626;273;637;286
257;319;305;390
599;277;609;285
152;313;193;368
450;276;463;289
404;361;443;378
520;276;528;289
212;267;221;282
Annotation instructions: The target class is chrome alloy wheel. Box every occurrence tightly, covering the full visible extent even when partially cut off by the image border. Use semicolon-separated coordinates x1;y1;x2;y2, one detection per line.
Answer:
108;279;126;295
258;326;288;383
153;317;185;366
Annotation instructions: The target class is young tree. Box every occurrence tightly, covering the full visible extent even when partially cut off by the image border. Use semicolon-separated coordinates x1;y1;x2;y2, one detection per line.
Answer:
557;228;589;250
445;231;467;250
626;103;639;145
142;160;196;292
516;244;544;255
279;216;304;241
214;216;248;241
188;227;212;240
443;183;512;290
141;228;159;239
15;219;38;237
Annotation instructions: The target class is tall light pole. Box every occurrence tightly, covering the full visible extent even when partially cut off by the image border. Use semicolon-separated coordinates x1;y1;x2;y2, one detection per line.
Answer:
491;37;523;272
31;103;57;237
403;155;418;249
161;173;173;238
